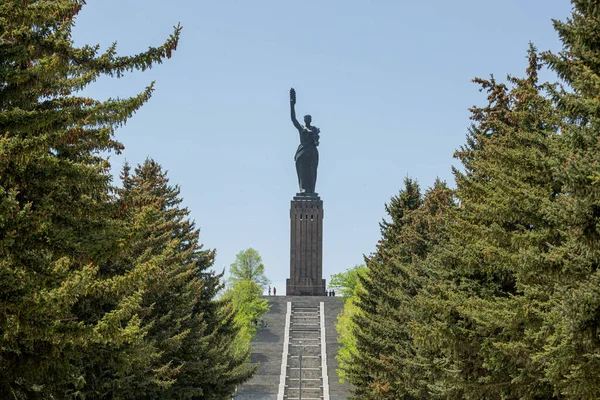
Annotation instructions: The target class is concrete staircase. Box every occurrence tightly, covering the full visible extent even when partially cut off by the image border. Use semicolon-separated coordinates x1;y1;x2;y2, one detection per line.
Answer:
235;296;350;400
284;303;324;399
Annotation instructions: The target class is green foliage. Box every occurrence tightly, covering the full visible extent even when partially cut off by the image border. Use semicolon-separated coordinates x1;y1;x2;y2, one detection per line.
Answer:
222;249;270;371
419;47;561;399
228;248;270;290
345;46;564;400
106;159;254;399
0;1;180;398
334;265;368;382
329;264;367;299
347;179;455;399
0;3;255;398
537;2;600;397
347;8;600;395
224;279;270;358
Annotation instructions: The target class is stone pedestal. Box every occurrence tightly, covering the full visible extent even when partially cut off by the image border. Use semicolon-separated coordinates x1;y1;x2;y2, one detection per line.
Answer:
286;193;326;296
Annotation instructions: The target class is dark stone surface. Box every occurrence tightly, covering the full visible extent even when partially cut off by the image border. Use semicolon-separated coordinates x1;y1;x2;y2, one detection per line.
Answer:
290;88;320;194
235;297;286;399
295;192;319;197
235;296;351;399
287;198;325;296
293;192;321;201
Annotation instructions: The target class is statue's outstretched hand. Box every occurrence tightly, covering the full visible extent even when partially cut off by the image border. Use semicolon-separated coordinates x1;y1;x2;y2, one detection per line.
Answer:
290;88;296;105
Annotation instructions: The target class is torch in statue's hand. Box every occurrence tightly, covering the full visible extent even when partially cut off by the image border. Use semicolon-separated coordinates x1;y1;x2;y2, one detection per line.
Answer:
290;88;296;105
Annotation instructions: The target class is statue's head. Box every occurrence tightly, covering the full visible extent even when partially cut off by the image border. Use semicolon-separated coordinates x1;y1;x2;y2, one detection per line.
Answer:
304;114;312;126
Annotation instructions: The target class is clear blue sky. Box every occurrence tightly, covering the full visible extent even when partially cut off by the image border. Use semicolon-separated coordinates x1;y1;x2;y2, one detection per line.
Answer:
72;0;572;294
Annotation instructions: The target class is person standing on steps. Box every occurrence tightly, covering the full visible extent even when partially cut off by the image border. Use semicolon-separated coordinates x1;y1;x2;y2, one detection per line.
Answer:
273;287;276;296
268;286;271;296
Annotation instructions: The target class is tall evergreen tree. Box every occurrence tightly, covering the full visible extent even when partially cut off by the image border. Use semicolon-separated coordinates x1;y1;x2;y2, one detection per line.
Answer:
538;1;600;396
348;178;421;397
413;47;561;399
343;3;600;399
346;48;564;400
0;1;180;397
416;9;600;396
348;178;455;399
113;159;255;399
381;179;455;399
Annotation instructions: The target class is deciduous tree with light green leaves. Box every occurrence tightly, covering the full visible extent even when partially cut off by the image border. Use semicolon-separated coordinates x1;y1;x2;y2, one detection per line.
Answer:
223;248;270;363
228;248;270;290
329;264;367;299
331;265;368;382
224;279;270;358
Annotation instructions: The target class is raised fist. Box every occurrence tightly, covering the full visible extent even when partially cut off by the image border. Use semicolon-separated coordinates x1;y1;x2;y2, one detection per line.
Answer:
290;88;296;105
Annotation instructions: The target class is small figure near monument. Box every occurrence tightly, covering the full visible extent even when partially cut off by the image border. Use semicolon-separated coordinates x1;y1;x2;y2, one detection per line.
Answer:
268;286;271;296
273;287;277;296
290;88;320;194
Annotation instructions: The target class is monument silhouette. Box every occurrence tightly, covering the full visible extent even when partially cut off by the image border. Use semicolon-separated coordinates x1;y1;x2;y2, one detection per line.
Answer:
286;88;326;296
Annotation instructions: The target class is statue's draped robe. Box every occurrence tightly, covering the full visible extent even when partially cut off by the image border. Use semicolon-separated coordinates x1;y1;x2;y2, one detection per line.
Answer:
294;126;319;193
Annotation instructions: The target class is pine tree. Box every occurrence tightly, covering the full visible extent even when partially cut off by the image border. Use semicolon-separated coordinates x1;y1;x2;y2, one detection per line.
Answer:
384;180;455;399
347;178;421;397
111;159;255;399
413;47;561;399
0;2;180;397
346;47;562;400
344;3;600;398
538;1;600;396
347;179;455;399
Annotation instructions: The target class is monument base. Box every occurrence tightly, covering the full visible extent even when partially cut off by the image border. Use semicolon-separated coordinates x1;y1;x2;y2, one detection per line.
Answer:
287;194;325;296
293;192;320;201
286;278;326;296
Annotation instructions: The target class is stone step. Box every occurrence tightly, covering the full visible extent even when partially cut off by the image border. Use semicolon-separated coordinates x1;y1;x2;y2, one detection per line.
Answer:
288;360;321;369
286;380;322;389
287;369;322;379
285;388;323;399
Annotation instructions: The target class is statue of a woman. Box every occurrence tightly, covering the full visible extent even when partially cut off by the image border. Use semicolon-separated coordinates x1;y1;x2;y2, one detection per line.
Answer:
290;88;320;194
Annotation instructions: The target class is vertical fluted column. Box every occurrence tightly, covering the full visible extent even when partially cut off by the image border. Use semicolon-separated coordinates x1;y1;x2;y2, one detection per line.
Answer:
287;194;325;296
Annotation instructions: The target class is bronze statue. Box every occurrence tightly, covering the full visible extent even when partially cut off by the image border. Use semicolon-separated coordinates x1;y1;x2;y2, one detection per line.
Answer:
290;88;320;194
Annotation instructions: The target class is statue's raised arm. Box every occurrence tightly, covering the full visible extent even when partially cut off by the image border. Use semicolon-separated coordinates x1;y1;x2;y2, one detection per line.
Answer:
290;88;302;131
